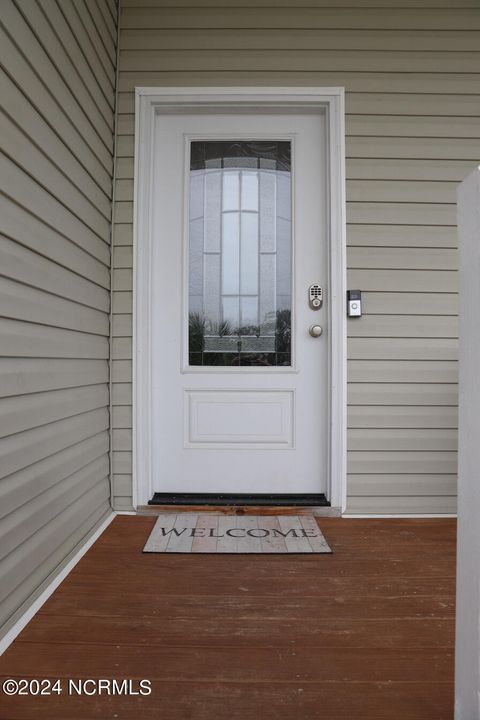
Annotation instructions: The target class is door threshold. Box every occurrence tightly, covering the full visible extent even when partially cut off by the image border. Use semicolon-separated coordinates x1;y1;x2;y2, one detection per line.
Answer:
148;493;330;507
137;504;340;517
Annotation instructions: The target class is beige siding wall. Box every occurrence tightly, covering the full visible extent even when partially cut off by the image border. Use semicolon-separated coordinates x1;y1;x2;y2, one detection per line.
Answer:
0;0;117;635
113;0;480;513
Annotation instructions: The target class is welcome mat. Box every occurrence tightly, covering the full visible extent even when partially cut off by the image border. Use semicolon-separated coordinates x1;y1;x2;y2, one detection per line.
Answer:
143;514;332;554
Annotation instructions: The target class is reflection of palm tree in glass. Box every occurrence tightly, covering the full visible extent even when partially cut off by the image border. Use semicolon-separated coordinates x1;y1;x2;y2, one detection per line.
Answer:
275;309;291;355
212;319;234;337
189;314;235;347
188;312;205;353
189;310;291;366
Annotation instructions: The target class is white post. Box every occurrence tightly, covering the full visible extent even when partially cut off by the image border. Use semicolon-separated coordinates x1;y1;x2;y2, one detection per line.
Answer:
456;166;480;720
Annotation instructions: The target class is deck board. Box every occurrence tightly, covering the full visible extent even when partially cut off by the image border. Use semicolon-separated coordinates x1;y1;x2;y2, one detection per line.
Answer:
0;515;455;719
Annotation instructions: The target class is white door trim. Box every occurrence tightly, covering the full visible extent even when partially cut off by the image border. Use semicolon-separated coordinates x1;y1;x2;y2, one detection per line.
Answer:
132;87;347;511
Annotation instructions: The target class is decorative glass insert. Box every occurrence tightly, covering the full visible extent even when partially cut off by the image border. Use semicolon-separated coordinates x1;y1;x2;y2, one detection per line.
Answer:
188;141;292;367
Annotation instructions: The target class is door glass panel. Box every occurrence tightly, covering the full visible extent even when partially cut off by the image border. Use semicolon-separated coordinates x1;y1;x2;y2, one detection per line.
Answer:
240;213;259;295
221;213;240;294
222;172;240;211
241;171;259;211
189;140;292;367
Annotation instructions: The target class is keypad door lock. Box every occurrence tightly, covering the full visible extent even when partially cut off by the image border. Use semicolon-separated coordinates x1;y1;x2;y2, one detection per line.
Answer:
309;285;323;310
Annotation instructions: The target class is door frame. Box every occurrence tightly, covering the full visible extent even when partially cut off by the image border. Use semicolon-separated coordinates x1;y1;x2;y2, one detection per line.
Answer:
132;87;347;510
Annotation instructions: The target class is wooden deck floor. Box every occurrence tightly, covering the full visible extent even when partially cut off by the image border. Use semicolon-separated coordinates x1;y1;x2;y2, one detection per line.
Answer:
0;516;456;719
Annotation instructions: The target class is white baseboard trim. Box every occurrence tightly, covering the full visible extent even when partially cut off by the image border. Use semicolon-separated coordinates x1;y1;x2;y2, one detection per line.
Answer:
342;513;457;519
0;511;116;657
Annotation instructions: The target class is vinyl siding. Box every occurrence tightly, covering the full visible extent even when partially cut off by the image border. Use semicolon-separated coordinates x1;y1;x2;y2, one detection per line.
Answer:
0;0;117;636
112;0;480;513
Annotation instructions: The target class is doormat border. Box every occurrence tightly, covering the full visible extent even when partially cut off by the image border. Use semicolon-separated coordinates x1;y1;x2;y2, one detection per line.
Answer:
148;493;330;507
143;514;333;554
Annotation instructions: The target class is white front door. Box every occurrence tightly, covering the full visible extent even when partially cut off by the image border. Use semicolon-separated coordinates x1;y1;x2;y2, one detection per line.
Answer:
149;110;329;497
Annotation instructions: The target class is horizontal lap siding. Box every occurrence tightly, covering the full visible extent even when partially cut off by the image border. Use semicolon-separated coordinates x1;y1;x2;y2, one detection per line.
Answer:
0;0;117;635
113;0;480;513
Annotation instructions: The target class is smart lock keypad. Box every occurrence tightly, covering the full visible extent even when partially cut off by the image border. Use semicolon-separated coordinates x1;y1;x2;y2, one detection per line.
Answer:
309;285;323;309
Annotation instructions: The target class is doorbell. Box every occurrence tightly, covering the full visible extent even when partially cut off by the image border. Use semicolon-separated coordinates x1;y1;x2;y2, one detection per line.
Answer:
347;289;362;317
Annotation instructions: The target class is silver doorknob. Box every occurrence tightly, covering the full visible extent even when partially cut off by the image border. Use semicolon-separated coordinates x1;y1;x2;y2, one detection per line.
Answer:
309;324;323;338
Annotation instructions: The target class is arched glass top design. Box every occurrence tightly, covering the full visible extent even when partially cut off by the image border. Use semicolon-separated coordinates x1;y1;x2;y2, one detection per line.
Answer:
188;140;292;367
